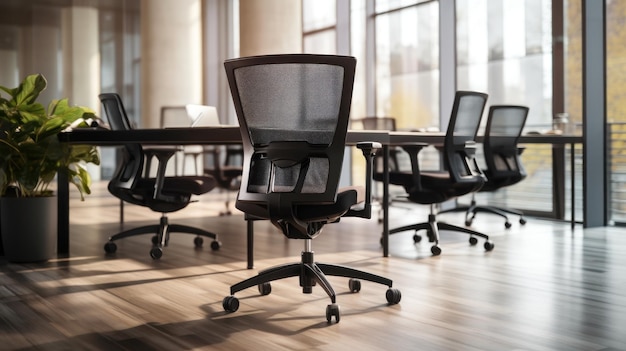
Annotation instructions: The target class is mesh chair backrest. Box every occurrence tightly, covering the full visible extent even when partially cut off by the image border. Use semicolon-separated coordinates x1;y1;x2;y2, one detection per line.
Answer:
99;93;143;191
484;105;529;176
100;93;134;131
445;91;488;182
225;54;356;205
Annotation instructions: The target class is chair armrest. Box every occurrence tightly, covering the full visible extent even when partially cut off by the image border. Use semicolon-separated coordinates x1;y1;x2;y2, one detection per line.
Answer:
459;140;478;157
143;147;179;202
356;141;383;153
346;142;382;218
399;142;429;190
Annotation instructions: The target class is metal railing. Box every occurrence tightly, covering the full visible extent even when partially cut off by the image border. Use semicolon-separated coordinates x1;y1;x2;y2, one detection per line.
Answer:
608;122;626;223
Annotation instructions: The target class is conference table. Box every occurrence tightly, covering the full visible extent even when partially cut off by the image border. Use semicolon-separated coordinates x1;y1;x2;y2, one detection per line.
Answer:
58;126;582;265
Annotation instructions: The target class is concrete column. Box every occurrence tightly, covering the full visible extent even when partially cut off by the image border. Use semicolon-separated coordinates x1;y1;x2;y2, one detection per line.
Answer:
61;6;101;181
239;0;302;56
61;6;100;112
25;6;64;105
141;0;203;128
0;50;19;88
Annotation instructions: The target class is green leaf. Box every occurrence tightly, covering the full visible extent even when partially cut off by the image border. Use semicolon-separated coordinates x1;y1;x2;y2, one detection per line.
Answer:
13;74;47;106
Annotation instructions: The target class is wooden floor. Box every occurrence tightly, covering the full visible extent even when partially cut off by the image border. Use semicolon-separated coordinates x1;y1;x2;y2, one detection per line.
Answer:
1;182;626;350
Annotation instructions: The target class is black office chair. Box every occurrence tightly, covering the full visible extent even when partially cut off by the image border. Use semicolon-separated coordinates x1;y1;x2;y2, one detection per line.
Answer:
99;93;221;259
388;91;494;256
457;105;530;228
221;54;401;323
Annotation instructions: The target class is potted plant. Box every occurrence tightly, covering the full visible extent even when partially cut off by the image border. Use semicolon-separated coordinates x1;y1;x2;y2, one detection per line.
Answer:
0;73;100;262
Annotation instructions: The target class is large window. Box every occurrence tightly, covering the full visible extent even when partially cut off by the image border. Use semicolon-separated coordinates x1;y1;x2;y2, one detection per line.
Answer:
303;0;336;54
99;4;141;178
456;0;553;126
375;1;440;130
455;0;573;218
301;0;577;219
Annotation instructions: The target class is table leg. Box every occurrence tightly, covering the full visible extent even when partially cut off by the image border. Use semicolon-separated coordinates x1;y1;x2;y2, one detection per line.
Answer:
57;169;70;255
247;218;254;269
382;144;389;257
571;142;576;229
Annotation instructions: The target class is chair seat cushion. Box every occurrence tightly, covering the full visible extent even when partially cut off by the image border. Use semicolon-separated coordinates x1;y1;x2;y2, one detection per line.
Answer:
384;170;483;204
481;169;525;192
374;171;413;187
236;186;362;223
297;186;361;221
139;175;216;195
111;175;217;213
220;167;243;178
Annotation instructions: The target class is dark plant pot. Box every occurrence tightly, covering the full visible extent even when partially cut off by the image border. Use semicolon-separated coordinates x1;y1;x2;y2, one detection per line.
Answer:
0;196;57;263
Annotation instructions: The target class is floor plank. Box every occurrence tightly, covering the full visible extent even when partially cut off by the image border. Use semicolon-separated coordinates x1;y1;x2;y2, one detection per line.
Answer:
1;182;626;350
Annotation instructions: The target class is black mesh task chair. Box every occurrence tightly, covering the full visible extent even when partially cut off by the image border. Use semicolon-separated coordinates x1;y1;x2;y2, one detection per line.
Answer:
388;91;494;256
453;105;530;228
99;93;221;259
221;54;401;323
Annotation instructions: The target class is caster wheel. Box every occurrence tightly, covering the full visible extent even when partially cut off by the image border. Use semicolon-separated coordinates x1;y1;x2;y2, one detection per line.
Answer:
520;218;527;225
412;234;422;243
150;247;163;260
484;241;495;251
223;295;239;312
151;235;159;245
258;282;272;295
210;240;222;250
465;219;473;226
469;236;478;246
348;278;361;293
326;303;340;323
193;237;204;247
386;288;401;304
505;221;512;229
104;242;117;254
431;245;442;256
